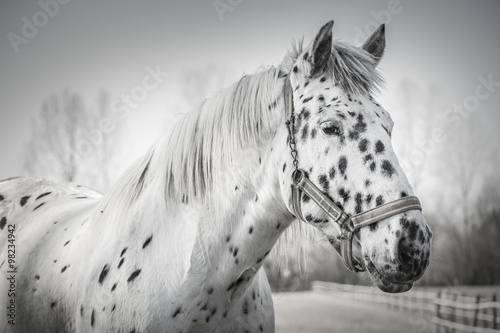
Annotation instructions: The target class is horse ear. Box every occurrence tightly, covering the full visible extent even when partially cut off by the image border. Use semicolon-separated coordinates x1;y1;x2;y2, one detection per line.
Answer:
310;20;334;76
362;24;386;66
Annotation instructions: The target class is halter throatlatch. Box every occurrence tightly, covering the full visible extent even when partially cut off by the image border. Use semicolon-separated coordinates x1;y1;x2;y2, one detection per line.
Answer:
284;77;422;272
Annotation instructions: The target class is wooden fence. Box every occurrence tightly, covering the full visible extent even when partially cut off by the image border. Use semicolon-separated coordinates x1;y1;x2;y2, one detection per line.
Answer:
312;281;500;333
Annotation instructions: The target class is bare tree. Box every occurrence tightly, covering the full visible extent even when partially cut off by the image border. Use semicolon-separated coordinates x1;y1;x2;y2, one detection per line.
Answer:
84;91;123;190
442;118;487;234
24;90;123;191
24;90;86;182
391;79;444;192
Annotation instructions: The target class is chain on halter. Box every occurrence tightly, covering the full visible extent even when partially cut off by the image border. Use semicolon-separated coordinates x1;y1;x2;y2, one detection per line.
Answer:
284;77;300;178
283;75;423;273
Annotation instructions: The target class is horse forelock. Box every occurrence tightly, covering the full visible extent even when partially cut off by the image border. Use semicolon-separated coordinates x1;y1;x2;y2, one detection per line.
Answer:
282;39;384;96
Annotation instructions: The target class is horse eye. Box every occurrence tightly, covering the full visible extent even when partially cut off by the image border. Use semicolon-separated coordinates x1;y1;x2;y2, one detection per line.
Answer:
321;121;342;136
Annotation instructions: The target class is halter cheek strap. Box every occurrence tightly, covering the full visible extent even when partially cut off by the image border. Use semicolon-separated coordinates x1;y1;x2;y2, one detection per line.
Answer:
284;76;422;272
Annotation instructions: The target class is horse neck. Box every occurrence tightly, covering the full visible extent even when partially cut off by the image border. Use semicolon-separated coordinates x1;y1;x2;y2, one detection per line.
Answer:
176;135;294;310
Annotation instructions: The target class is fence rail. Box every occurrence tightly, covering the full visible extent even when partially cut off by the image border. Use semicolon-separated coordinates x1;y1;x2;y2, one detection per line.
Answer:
311;281;500;333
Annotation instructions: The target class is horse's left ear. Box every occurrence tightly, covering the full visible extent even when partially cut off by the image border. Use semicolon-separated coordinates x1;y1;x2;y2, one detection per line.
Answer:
362;24;386;66
310;20;334;76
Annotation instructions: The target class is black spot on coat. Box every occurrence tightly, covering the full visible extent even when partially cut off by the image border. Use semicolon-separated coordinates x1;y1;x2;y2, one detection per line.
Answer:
381;160;395;178
142;235;153;249
301;124;309;141
359;139;369;152
36;192;51;200
338;156;347;175
127;269;141;283
329;166;336;180
318;174;329;192
0;217;6;230
354;114;367;133
349;130;359;141
172;306;182;318
98;264;110;284
375;140;385;154
338;188;350;203
310;128;317;139
301;108;310;120
33;203;45;210
20;196;30;206
366;194;373;205
355;193;363;214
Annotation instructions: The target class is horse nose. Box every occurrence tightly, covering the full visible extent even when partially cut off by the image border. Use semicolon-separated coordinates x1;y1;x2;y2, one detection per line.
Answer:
396;236;428;281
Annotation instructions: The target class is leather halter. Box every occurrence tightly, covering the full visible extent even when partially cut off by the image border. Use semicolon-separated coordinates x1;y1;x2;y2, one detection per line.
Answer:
283;77;422;272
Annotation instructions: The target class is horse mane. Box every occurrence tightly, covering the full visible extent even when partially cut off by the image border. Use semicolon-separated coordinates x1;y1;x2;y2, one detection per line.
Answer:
156;66;283;203
99;38;383;213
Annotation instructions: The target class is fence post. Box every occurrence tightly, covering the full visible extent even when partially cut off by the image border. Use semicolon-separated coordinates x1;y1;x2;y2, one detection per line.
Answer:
450;293;457;333
473;294;481;328
462;292;468;326
436;291;441;333
493;294;497;330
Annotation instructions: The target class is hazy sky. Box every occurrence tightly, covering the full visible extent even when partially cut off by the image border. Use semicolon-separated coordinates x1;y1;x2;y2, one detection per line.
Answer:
1;1;499;209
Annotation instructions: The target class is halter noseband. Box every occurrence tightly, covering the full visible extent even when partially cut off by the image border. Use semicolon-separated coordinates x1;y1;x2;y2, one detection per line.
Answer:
283;77;422;273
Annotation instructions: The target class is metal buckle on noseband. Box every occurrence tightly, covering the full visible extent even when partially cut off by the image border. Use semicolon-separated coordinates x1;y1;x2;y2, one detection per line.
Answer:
284;76;423;273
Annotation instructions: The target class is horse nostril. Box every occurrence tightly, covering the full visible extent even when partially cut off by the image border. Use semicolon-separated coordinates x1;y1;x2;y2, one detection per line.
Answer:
398;237;413;264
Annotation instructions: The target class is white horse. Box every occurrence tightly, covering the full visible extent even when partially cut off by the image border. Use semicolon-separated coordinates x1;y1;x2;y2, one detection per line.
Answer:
0;21;432;332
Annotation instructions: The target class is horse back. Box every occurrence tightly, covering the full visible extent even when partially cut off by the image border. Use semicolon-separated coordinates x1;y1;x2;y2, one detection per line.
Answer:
0;177;102;332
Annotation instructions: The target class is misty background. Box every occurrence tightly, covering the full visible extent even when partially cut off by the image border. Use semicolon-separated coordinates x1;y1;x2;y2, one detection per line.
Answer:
1;1;500;290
